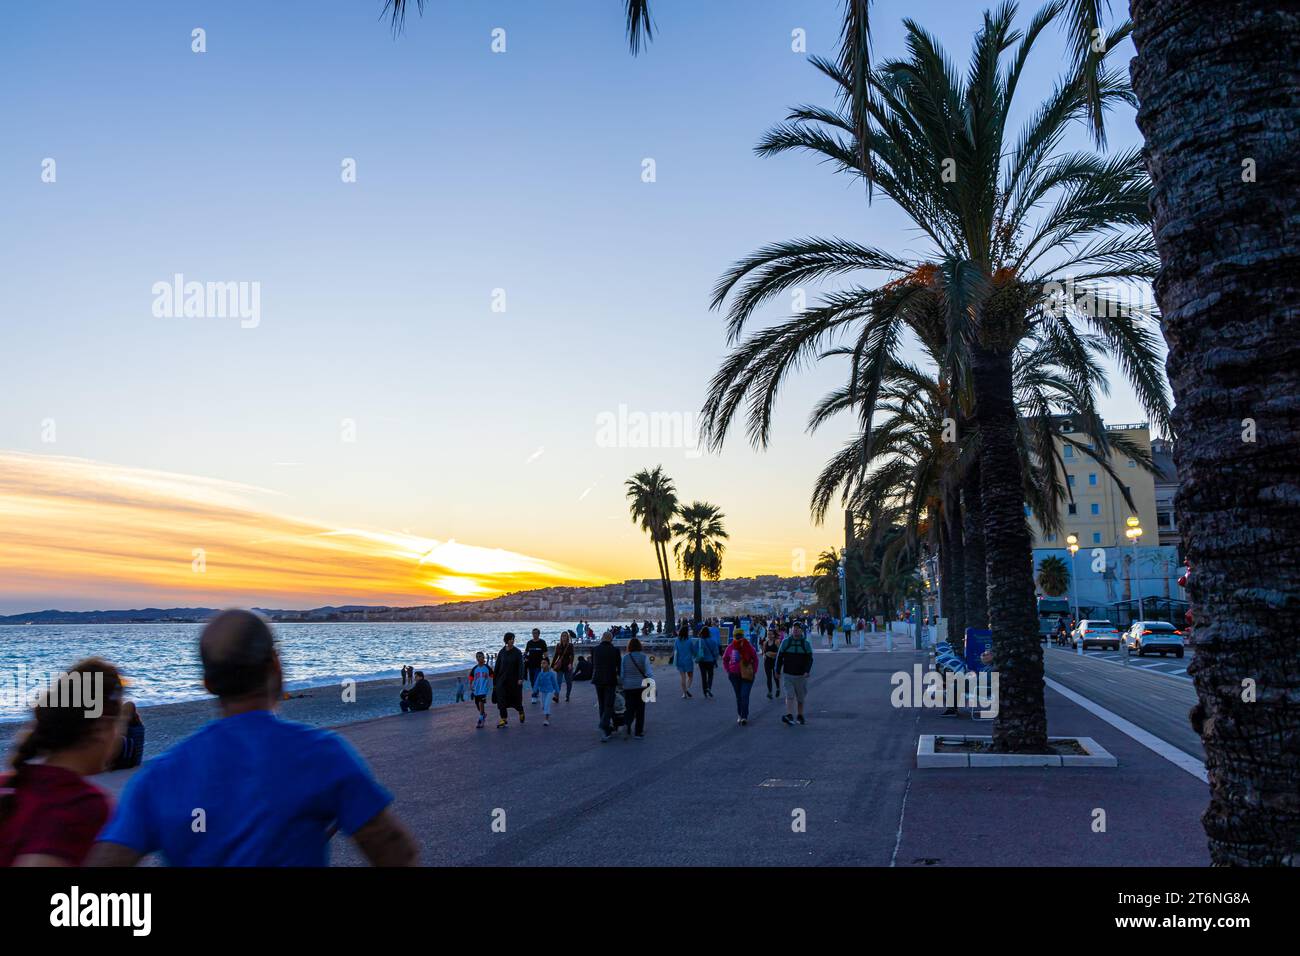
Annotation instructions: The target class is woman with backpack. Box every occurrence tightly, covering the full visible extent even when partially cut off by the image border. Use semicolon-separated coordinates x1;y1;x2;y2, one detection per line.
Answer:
722;630;760;725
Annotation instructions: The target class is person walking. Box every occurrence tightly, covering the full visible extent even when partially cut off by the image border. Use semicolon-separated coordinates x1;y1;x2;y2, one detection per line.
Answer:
722;630;759;725
696;624;721;699
673;622;695;699
620;638;654;739
469;653;493;728
552;631;576;703
776;625;814;726
494;633;526;728
0;658;125;866
592;630;622;742
534;659;560;727
762;627;782;699
88;610;417;866
524;629;548;702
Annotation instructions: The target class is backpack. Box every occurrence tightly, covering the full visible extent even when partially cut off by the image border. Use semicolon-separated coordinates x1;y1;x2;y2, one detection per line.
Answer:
738;644;756;682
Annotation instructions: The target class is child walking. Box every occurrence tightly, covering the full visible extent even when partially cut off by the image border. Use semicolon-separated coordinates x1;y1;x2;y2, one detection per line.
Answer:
468;653;493;728
454;675;466;703
534;658;560;727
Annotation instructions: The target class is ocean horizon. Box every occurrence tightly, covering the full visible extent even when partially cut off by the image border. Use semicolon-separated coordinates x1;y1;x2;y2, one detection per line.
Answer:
0;620;633;721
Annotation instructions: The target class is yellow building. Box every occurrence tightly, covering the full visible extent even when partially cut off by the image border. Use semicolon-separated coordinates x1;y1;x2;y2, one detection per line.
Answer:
1028;419;1160;550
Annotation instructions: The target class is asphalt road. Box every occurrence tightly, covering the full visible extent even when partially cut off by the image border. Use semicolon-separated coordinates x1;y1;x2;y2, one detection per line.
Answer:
1042;643;1203;760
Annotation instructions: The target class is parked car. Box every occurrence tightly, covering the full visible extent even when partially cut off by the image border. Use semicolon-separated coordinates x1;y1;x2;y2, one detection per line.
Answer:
1125;620;1185;658
1072;619;1122;651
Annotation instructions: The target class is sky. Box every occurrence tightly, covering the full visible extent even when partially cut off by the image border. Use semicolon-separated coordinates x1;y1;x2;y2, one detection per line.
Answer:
0;1;1160;612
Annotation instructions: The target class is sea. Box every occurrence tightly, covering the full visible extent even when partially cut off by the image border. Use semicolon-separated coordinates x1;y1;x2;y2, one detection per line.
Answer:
0;620;616;722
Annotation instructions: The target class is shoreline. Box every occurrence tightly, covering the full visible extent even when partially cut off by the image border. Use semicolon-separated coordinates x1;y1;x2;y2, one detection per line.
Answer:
0;668;477;763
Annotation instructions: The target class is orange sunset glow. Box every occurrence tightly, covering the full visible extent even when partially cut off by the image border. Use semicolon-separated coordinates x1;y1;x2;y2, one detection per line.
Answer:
0;452;601;611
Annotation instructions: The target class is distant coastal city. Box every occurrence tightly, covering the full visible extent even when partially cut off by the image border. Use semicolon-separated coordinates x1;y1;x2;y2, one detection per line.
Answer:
0;575;818;625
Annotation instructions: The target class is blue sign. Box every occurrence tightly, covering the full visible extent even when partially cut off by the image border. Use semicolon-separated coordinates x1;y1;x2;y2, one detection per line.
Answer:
964;628;993;672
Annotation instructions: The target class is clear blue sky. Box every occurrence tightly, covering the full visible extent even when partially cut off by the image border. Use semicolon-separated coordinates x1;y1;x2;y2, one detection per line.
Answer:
0;1;1157;610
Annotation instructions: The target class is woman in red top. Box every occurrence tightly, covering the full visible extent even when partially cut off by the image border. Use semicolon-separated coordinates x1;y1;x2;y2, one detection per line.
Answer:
721;630;760;725
0;658;125;867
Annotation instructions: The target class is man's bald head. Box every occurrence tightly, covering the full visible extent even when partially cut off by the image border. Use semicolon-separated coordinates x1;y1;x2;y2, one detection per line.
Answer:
200;609;278;701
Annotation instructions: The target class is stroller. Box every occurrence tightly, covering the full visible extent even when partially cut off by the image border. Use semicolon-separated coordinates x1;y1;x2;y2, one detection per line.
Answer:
611;686;631;730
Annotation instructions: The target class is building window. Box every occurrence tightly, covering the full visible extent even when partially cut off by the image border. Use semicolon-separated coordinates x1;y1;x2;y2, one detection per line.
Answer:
1067;474;1076;487
1064;446;1074;459
1068;503;1077;515
1047;533;1057;542
1088;473;1098;486
1127;458;1136;467
1090;503;1100;515
1024;505;1032;516
1093;532;1101;544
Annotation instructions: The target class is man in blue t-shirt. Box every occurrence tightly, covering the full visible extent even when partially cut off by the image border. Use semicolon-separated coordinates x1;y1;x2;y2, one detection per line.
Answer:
88;609;418;867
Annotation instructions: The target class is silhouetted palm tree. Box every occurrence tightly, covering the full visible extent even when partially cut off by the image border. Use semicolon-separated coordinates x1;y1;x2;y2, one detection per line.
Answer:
670;501;728;624
1036;556;1070;597
701;5;1169;752
625;466;679;629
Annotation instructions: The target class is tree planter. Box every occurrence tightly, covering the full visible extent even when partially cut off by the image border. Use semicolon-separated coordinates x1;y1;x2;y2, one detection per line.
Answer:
916;734;1116;768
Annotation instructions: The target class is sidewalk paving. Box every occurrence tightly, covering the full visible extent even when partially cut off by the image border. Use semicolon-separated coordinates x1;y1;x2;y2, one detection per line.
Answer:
93;648;1211;866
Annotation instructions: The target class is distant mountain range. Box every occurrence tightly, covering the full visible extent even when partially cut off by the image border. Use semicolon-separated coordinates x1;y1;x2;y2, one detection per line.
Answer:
0;574;820;625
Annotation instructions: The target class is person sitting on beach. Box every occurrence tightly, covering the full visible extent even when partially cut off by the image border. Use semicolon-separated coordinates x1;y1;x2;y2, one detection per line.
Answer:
573;654;593;682
0;658;126;867
493;633;526;729
534;658;560;727
400;671;432;713
469;653;493;729
87;609;418;867
109;700;145;771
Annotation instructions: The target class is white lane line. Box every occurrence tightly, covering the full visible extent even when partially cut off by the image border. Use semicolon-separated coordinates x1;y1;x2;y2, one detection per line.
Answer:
1044;677;1207;783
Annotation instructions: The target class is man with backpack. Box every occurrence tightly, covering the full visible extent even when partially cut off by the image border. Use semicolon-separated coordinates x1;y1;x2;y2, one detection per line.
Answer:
776;625;814;726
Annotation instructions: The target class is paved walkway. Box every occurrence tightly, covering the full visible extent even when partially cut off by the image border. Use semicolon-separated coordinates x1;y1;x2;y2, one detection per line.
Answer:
93;646;1210;866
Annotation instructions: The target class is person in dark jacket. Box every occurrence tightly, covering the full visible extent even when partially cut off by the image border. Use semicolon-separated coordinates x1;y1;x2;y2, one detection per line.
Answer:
493;634;526;728
400;671;433;712
524;629;548;702
591;631;622;742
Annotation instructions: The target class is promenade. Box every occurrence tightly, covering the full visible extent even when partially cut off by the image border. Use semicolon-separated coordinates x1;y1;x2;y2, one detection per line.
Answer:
89;642;1210;866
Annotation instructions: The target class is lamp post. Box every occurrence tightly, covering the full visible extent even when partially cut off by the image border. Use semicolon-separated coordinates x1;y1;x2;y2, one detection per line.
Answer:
1125;516;1145;623
837;548;847;652
1067;534;1081;655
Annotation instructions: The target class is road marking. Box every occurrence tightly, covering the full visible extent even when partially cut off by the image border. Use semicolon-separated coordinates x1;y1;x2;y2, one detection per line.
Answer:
1044;677;1207;783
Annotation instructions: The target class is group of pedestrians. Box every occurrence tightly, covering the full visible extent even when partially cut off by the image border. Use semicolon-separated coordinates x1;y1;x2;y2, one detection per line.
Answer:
0;612;819;869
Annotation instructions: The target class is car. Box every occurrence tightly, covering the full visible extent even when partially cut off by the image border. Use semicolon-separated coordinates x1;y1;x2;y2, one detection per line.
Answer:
1125;620;1185;657
1072;619;1122;651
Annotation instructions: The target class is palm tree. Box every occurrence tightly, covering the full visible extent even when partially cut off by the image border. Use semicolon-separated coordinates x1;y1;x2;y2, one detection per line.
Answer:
1128;1;1300;865
670;501;728;624
701;5;1170;752
625;466;679;630
1036;556;1069;597
813;548;843;612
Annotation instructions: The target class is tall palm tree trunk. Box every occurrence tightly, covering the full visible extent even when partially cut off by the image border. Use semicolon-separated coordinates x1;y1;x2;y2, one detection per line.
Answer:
962;462;989;654
693;562;703;624
654;539;676;631
973;344;1047;752
944;485;968;649
1131;0;1300;864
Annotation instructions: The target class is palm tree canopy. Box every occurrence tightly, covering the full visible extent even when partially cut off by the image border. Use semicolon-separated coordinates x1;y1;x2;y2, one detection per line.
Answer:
625;466;678;542
670;501;729;580
702;2;1169;488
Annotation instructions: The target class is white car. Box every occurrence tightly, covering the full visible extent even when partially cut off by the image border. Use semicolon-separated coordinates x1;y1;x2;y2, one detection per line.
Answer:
1073;619;1122;651
1125;620;1186;658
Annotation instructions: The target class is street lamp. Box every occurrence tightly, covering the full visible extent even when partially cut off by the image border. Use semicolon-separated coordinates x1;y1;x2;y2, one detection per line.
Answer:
837;548;847;652
1066;534;1081;655
1125;516;1145;623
